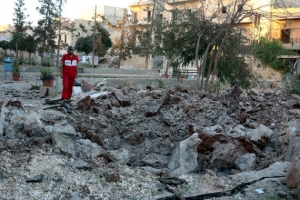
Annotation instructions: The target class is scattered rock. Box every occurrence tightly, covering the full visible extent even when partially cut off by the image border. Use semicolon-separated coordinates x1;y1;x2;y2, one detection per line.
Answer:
297;183;300;200
26;174;44;183
72;159;91;170
197;130;257;171
142;153;169;168
286;159;300;189
78;139;107;159
5;115;25;139
108;148;130;164
168;133;201;177
104;171;120;182
158;177;187;186
41;110;66;123
70;192;81;200
285;135;300;162
248;124;274;146
52;120;78;157
112;89;130;107
234;153;256;171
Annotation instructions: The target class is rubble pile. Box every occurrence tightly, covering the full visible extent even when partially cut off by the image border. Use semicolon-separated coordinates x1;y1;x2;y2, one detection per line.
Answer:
0;80;300;200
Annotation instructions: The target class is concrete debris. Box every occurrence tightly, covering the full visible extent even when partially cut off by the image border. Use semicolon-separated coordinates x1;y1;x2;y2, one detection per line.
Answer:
286;158;300;189
52;120;78;157
234;153;256;171
108;148;131;164
26;174;44;183
1;80;300;199
72;159;91;170
168;133;201;177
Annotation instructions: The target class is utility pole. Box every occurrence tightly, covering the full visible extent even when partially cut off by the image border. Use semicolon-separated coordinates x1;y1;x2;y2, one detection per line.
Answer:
56;0;62;67
118;9;126;69
92;5;97;68
145;0;156;70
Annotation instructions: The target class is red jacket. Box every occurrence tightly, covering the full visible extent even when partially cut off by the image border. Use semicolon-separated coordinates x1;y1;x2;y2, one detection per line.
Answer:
61;54;79;77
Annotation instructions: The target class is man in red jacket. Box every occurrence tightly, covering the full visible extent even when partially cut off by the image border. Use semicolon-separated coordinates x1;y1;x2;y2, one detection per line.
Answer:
61;46;79;100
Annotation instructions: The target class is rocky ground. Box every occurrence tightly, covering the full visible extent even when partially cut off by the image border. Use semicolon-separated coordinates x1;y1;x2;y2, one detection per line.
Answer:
0;77;300;200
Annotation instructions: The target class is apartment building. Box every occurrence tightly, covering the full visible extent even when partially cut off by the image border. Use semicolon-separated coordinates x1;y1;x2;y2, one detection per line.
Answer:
0;24;14;42
128;0;300;76
270;1;300;51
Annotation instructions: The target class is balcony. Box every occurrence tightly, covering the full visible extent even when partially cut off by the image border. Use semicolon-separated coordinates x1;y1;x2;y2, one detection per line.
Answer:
167;0;199;5
282;38;300;50
129;0;154;7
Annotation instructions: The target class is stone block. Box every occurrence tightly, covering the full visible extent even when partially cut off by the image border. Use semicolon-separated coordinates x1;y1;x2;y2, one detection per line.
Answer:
168;133;201;177
52;120;78;157
40;86;58;98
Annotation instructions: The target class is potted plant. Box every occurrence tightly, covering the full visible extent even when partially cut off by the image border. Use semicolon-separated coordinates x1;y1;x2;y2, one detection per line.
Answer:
12;58;20;81
41;67;55;87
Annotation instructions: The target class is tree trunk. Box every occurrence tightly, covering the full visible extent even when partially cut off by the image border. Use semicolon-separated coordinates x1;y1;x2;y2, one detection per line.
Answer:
144;0;156;70
29;52;32;65
118;9;126;69
56;0;62;68
41;39;45;61
199;43;213;90
195;34;202;89
204;49;216;91
15;42;19;59
208;32;228;94
92;5;97;68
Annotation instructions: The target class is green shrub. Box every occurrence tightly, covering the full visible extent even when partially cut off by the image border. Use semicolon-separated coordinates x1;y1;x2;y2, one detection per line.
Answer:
12;59;20;75
40;67;55;81
41;58;51;67
252;37;297;73
29;84;40;90
283;73;300;95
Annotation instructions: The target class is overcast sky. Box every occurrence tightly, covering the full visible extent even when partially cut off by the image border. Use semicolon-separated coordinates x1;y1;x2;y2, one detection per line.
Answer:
0;0;133;25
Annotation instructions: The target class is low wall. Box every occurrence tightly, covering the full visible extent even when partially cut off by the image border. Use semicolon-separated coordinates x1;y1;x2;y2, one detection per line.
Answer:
0;65;159;75
75;77;198;90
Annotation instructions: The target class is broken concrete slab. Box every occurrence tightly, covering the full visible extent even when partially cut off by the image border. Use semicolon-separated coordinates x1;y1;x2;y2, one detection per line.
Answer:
112;89;130;107
247;124;274;145
78;139;107;159
5;115;25;139
52;120;78;157
41;110;66;123
234;153;256;171
230;161;291;183
168;133;201;177
40;86;58;98
285;135;300;162
108;148;130;164
196;130;257;171
72;159;90;170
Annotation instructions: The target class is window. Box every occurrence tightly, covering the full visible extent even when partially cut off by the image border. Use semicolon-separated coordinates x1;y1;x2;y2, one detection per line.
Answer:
237;4;243;12
281;29;290;44
133;12;137;22
221;6;227;14
147;10;151;22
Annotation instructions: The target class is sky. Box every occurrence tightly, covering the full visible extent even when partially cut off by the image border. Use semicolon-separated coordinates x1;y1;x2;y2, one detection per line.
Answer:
0;0;134;25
